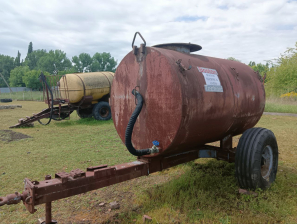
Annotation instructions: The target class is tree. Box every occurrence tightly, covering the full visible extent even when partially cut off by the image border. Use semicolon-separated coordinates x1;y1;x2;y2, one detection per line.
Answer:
0;55;15;87
27;42;33;55
22;70;50;90
37;50;72;74
248;61;269;79
265;42;297;96
226;57;241;62
14;51;21;67
9;66;30;87
57;67;78;76
90;52;117;72
72;53;92;73
24;49;47;70
248;61;256;67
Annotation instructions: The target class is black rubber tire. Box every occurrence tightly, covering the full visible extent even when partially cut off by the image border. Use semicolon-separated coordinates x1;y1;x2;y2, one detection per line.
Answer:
76;108;93;119
92;102;111;120
0;98;12;103
235;128;278;190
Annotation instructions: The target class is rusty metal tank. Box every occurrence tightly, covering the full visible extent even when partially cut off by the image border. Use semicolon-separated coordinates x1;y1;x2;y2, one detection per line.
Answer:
59;72;114;104
111;42;265;157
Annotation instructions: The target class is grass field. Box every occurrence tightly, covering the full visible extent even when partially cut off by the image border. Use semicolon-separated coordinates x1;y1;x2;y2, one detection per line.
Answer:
265;98;297;114
0;101;297;223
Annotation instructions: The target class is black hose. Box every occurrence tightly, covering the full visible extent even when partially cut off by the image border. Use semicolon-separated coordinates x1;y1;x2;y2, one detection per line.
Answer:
38;72;54;125
125;90;151;156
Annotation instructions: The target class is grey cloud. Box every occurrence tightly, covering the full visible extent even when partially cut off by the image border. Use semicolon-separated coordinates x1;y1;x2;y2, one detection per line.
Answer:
0;0;297;65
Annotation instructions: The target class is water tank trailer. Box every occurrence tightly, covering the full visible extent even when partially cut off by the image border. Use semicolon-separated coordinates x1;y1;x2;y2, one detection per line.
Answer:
1;33;278;223
10;72;114;128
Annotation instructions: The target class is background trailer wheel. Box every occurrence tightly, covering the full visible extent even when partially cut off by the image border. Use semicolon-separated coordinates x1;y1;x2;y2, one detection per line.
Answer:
92;101;111;120
235;128;278;190
76;108;93;119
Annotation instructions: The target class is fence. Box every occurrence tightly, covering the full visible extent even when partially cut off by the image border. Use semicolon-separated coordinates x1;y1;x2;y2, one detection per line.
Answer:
0;91;44;101
0;87;31;93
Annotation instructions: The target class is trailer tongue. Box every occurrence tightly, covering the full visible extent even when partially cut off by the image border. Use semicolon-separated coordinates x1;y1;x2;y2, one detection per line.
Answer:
9;105;74;128
0;144;235;223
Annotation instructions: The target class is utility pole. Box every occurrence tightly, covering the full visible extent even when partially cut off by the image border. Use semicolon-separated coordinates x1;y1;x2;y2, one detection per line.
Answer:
0;73;13;93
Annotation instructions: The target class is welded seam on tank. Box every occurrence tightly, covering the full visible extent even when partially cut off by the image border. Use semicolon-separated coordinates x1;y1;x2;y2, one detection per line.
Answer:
101;72;112;92
73;74;86;97
72;74;88;107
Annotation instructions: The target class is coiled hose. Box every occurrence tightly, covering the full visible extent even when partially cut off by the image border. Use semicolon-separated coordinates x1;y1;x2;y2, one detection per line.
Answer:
125;90;151;156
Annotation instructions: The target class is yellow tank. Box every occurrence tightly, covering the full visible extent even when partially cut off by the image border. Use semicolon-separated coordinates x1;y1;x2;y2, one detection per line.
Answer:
59;72;114;104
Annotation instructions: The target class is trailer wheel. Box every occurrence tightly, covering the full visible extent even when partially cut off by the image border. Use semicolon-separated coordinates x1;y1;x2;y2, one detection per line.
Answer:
76;108;93;119
92;102;111;120
0;98;12;103
235;128;278;190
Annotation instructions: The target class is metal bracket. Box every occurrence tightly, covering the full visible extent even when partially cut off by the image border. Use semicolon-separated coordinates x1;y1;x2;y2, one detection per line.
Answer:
230;67;239;81
176;59;192;74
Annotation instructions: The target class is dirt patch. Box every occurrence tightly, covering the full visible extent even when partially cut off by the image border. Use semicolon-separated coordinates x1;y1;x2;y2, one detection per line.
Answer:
0;130;31;142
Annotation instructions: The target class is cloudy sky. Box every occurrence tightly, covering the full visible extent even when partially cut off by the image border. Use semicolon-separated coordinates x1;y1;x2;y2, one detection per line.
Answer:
1;0;297;65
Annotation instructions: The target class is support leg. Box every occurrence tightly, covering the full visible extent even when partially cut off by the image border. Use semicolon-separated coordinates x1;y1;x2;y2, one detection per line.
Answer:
38;175;57;224
45;202;52;224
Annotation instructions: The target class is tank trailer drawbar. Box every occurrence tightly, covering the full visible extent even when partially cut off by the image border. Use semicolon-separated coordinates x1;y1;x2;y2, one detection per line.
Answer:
0;32;278;224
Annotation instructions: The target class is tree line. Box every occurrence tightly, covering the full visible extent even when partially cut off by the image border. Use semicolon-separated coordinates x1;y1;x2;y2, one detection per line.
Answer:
0;42;117;89
227;42;297;97
1;41;296;96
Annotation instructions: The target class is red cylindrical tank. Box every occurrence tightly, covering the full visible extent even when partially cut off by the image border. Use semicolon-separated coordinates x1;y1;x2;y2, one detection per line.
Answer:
111;43;265;157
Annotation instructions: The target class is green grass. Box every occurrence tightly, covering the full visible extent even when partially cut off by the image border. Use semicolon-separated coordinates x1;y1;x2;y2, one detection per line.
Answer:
0;91;43;101
130;161;297;223
0;101;297;223
265;102;297;114
265;97;297;114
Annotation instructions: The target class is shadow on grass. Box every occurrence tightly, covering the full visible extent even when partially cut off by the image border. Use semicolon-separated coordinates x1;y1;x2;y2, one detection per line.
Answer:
54;118;114;127
111;160;297;223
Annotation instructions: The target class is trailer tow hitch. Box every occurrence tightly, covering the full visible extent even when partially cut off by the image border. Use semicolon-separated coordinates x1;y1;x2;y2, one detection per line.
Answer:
0;191;28;206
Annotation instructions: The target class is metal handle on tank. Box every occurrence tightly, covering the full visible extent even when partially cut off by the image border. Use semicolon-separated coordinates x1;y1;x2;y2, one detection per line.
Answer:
131;32;146;48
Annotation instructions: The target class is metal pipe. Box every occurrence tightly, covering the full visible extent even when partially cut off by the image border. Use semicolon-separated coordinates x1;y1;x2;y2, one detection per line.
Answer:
45;175;52;224
45;202;52;224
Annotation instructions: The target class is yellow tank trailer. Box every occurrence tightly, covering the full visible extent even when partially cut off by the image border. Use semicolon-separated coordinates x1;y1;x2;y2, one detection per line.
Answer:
10;72;114;128
59;72;114;120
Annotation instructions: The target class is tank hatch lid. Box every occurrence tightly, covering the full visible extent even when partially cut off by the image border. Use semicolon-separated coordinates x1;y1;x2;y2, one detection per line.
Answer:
152;43;202;54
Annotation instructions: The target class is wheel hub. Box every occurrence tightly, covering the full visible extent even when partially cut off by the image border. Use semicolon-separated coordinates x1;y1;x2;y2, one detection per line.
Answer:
100;107;110;118
261;145;273;180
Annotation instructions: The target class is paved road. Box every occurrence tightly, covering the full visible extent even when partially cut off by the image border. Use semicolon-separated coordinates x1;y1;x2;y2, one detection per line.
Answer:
263;112;297;117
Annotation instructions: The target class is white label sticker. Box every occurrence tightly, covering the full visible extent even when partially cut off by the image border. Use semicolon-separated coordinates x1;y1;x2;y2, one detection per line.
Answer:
202;73;221;86
197;67;223;92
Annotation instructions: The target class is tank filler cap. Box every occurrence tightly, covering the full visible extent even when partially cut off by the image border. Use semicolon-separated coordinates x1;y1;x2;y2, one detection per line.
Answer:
152;43;202;54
